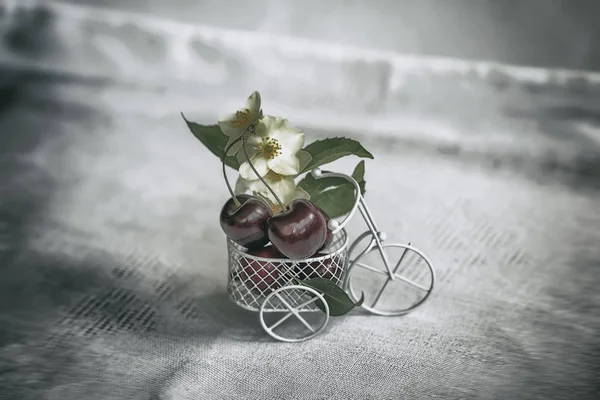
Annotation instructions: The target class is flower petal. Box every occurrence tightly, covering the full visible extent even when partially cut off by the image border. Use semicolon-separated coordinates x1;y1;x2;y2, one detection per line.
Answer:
242;177;263;193
255;115;275;137
270;176;297;204
246;91;262;122
296;150;312;172
239;156;269;180
238;135;267;164
270;125;304;154
268;154;300;176
234;176;251;195
246;91;261;112
218;115;244;139
268;116;286;130
235;136;260;161
237;175;294;207
245;134;263;148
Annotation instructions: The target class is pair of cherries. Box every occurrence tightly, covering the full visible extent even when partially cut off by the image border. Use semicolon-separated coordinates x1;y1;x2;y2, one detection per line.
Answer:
219;194;333;260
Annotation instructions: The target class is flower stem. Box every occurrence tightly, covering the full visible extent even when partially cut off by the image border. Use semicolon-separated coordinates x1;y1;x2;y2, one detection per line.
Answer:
222;137;243;207
241;137;287;212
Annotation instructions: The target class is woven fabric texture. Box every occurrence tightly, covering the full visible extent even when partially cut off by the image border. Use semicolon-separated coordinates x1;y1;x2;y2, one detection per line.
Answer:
1;73;599;399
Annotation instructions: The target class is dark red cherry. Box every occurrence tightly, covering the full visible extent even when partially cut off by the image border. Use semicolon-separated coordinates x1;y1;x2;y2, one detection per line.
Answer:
267;199;327;260
317;208;333;251
219;194;272;250
239;246;286;293
295;253;341;281
245;245;285;259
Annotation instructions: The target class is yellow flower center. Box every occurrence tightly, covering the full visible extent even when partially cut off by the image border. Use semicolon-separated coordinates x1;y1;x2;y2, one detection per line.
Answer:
231;109;250;128
257;137;282;160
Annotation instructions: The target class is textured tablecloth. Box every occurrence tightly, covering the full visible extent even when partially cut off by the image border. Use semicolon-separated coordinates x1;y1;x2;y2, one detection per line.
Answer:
2;3;600;400
1;72;599;400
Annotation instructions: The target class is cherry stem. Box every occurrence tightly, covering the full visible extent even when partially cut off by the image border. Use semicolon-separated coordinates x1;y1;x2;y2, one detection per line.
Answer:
241;137;287;212
222;137;244;207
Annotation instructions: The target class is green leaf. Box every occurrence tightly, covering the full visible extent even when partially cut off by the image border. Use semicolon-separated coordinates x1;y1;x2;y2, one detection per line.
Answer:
351;160;366;195
181;113;240;170
298;278;364;316
298;175;354;218
301;137;373;172
297;161;367;218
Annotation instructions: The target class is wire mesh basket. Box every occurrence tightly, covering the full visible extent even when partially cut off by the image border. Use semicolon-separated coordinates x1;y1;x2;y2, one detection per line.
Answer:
227;229;349;312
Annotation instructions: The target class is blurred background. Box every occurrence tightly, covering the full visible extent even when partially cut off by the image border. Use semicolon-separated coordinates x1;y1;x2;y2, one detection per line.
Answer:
2;0;600;165
52;0;600;71
1;1;600;399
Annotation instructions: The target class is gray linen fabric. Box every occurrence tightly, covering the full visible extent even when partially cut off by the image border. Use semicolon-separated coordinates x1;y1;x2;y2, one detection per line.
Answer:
1;3;600;399
1;77;599;399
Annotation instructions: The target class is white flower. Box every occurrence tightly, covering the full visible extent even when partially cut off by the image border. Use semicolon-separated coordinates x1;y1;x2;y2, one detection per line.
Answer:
218;91;262;155
235;171;309;211
238;116;305;180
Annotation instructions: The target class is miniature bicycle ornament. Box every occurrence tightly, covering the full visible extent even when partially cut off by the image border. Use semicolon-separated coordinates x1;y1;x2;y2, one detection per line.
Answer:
226;168;436;342
182;90;436;342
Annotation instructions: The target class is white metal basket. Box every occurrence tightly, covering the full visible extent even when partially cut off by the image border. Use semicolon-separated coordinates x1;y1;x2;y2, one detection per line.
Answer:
227;229;349;312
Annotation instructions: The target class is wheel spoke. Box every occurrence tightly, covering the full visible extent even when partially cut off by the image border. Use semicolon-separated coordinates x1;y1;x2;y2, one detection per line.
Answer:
296;296;321;310
392;274;430;292
355;262;389;276
356;243;431;308
371;243;413;307
275;293;315;333
267;296;320;332
268;311;294;331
